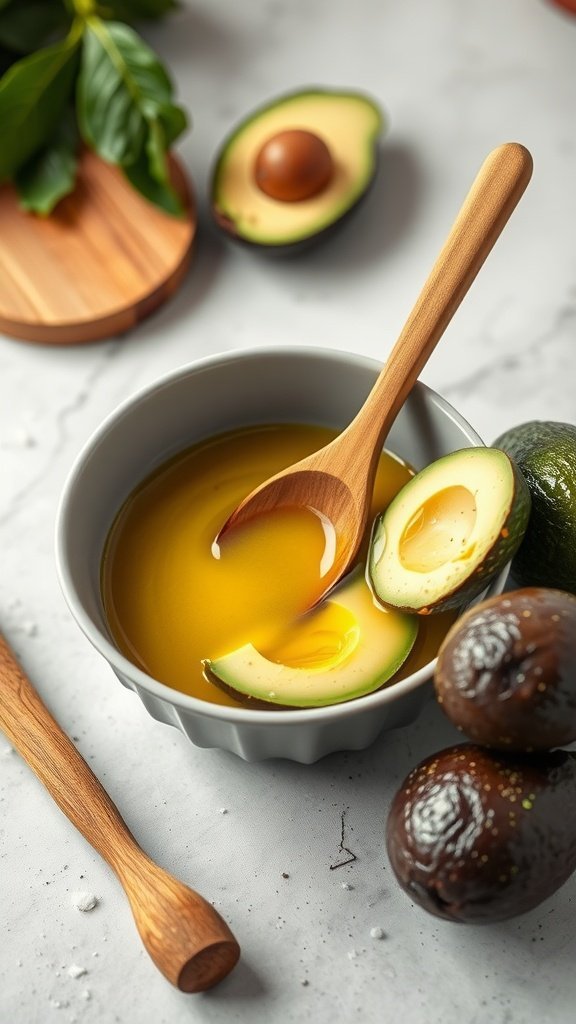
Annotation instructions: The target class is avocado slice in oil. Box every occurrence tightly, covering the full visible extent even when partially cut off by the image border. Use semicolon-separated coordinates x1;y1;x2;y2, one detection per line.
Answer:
210;88;383;250
368;447;531;614
204;568;417;709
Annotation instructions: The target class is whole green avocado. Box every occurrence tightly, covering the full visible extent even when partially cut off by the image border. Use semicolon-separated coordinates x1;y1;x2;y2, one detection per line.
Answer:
494;420;576;594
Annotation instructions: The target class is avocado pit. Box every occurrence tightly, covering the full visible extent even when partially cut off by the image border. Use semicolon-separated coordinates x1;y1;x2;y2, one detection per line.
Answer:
254;129;334;202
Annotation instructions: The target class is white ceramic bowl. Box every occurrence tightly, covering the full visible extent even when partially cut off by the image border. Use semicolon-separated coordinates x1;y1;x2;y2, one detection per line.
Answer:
56;346;507;763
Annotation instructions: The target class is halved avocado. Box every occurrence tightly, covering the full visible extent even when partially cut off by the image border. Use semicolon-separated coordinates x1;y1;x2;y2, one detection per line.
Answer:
210;88;383;251
368;448;531;614
204;568;417;709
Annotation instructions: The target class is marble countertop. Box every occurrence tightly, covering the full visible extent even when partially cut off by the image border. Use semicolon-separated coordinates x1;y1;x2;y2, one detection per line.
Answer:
2;1;576;1021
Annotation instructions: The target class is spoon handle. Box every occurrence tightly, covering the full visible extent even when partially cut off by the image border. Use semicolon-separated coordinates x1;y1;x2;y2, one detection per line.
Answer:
0;633;240;992
345;142;533;474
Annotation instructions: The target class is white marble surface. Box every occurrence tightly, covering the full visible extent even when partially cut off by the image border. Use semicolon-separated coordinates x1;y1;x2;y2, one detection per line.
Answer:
2;1;576;1021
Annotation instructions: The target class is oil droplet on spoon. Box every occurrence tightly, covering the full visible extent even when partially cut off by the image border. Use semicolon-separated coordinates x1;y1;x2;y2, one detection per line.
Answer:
316;508;338;579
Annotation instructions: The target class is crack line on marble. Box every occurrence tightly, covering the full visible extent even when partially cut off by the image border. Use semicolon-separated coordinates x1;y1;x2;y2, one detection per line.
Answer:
52;340;125;460
441;302;576;401
0;341;123;529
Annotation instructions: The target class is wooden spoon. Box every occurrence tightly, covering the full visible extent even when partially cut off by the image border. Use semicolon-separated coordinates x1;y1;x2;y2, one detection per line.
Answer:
219;143;533;597
0;634;240;992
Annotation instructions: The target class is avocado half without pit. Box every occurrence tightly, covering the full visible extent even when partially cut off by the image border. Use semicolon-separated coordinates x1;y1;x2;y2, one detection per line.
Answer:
210;88;383;250
368;448;531;614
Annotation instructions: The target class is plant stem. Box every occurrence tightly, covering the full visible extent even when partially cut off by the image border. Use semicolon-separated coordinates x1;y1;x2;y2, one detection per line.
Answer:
71;0;97;17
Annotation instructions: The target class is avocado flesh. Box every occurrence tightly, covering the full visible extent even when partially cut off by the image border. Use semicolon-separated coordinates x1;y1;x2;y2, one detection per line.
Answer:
211;89;383;247
495;421;576;593
369;448;531;614
205;569;417;709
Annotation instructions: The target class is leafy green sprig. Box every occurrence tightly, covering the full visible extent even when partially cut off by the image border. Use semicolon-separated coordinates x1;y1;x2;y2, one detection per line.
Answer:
0;0;187;215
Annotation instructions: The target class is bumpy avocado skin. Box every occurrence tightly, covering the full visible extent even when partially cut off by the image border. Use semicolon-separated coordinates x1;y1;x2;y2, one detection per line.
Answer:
386;744;576;923
494;420;571;462
435;588;576;751
494;421;576;593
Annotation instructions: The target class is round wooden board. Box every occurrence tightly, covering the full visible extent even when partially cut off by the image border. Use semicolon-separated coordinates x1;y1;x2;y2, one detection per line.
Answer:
0;150;197;345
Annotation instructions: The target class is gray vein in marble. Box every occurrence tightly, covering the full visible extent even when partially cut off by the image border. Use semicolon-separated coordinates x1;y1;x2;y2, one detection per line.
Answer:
442;299;576;403
51;341;122;461
0;341;121;530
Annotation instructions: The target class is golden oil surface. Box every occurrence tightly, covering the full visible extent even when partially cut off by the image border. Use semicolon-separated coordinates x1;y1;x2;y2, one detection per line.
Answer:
102;424;453;706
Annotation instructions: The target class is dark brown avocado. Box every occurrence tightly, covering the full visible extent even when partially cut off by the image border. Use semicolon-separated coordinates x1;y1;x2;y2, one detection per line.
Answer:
435;588;576;751
386;743;576;923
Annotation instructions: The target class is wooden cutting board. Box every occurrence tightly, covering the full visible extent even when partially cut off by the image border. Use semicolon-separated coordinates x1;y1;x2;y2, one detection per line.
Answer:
0;150;196;345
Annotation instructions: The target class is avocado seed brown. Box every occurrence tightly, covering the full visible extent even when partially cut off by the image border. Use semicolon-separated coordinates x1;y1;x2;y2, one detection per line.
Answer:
254;129;334;202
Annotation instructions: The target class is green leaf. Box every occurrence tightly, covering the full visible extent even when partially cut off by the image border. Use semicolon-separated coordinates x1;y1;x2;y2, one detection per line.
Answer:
0;30;80;181
124;144;184;216
77;18;187;168
15;110;79;215
146;116;168;182
102;0;177;20
0;44;15;76
0;1;70;54
158;101;187;147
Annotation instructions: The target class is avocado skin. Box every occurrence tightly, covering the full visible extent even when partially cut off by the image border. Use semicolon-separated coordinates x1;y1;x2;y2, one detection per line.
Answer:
494;420;572;462
494;421;576;594
203;663;292;710
386;743;576;923
435;588;576;751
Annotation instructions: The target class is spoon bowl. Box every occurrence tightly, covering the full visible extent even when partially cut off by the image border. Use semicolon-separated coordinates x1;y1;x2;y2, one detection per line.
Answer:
220;143;533;596
221;467;358;592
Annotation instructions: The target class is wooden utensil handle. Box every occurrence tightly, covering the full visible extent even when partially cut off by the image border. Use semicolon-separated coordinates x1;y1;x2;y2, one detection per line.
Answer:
349;142;533;458
0;633;140;873
0;633;241;992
